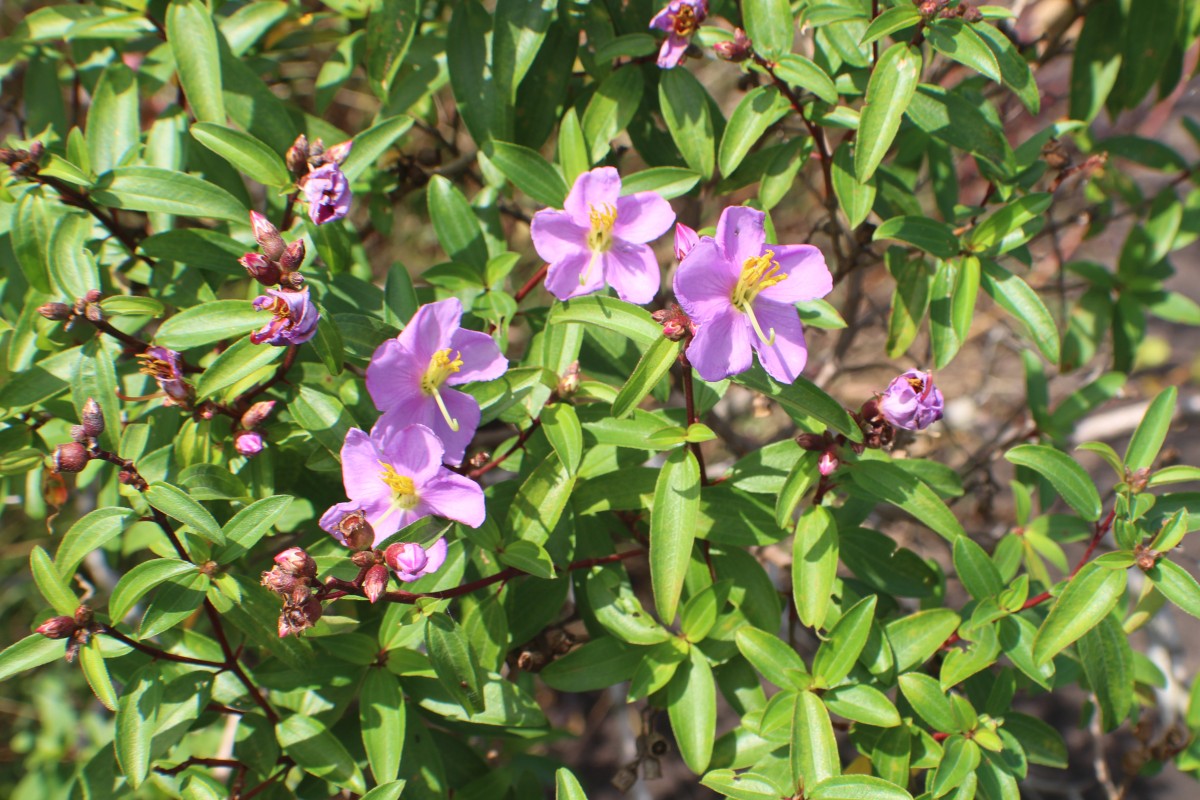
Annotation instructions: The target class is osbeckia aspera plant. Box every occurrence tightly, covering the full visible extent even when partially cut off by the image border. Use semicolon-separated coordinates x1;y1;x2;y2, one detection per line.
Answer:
250;286;320;346
649;0;708;69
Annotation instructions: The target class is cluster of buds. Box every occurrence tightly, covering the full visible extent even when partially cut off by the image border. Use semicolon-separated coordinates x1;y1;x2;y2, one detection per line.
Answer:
52;398;106;474
243;212;306;289
38;288;104;330
35;605;94;662
233;400;276;458
287;134;353;225
713;28;751;62
916;0;983;22
651;303;696;342
796;432;841;476
0;141;44;179
262;547;323;637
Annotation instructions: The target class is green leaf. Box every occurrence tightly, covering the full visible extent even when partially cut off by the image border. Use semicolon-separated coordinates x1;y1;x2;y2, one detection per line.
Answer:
56;507;137;575
927;20;1000;82
612;336;681;419
702;770;785;800
931;735;981;797
146;482;225;544
487;140;569;209
898;672;957;732
100;296;165;318
619;167;701;199
791;691;839;789
875;216;960;259
291;385;358;455
87;62;140;173
967;193;1053;252
426;611;483;713
138;571;209;639
734;627;808;689
194;335;282;400
734;367;862;443
667;647;716;773
974;20;1039;114
92;166;246;222
109;558;197;621
361;782;408;800
650;447;701;623
855;43;921;183
792;505;838;629
1033;562;1128;665
505;452;574;545
498;540;556;579
719;85;791;177
810;776;913;800
979;258;1060;364
1125;386;1177;471
167;0;225;123
813;596;876;687
276;714;366;794
1077;613;1133;731
216;495;293;561
659;69;716;179
342;116;415;182
821;684;902;728
1005;445;1101;521
0;634;65;682
593;33;657;63
31;546;76;616
861;6;923;46
774;55;839;106
1001;713;1068;769
365;0;419;100
541;404;583;476
540;636;642;691
848;460;964;541
115;665;162;789
360;668;406;783
50;213;99;301
190;123;289;187
905;84;1013;171
952;537;1002;600
887;608;961;672
1147;560;1200;620
743;0;793;60
831;142;876;229
582;67;644;162
556;768;589;800
79;638;117;711
427;175;487;270
551;297;661;348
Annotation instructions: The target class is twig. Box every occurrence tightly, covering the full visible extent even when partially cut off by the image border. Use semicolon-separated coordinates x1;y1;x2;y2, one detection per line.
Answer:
98;624;225;668
468;417;543;478
513;263;549;304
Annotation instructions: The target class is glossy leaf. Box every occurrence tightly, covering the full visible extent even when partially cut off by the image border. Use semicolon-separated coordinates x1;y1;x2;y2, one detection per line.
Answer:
276;714;366;793
1033;562;1128;665
1125;386;1177;471
667;647;716;773
612;336;681;419
167;0;225;123
190;123;290;187
855;43;921;183
1005;445;1101;521
360;668;406;783
651;447;701;622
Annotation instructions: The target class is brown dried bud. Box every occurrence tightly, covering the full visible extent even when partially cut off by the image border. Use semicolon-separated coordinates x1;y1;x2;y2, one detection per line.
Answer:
53;442;91;473
81;397;105;439
557;361;582;398
240;253;282;286
261;567;297;596
351;550;377;569
36;615;77;639
307;138;326;165
249;211;286;261
611;766;638;793
70;425;89;443
84;289;103;304
651;303;695;341
362;564;390;603
279;239;306;273
795;432;829;451
38;302;73;321
961;4;983;22
286;134;310;177
338;510;375;550
279;271;305;290
240;400;277;431
84;304;103;323
713;28;752;62
324;140;353;166
274;546;318;580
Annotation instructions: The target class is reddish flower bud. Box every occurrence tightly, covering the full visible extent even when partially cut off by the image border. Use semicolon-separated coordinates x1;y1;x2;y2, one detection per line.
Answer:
240;400;277;430
234;430;264;457
351;550;377;569
73;605;94;626
385;542;429;576
286;134;310;177
961;4;982;22
84;289;103;304
323;139;353;166
651;303;695;341
70;425;89;443
713;28;752;62
54;442;91;473
818;450;839;476
81;397;105;439
240;253;282;286
362;563;390;603
274;547;317;580
38;302;73;321
36;616;77;639
795;432;828;451
278;271;305;290
279;239;306;273
249;211;286;261
261;567;297;596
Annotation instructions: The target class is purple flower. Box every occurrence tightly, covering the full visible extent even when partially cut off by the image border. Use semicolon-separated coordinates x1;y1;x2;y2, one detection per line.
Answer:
234;430;264;457
649;0;707;69
319;423;485;546
530;167;676;305
138;346;191;405
366;298;507;466
384;539;448;583
879;370;944;431
251;287;319;346
303;163;351;225
674;206;832;384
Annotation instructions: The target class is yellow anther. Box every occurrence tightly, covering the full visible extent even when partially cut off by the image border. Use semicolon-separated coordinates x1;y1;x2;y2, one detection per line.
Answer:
672;5;698;36
378;462;420;510
421;349;463;432
731;251;788;345
136;354;173;380
586;203;618;254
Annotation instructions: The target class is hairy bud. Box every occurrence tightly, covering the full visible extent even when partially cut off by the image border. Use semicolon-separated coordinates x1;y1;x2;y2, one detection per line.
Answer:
274;546;318;580
249;211;286;261
286;134;310;177
70;425;89;443
84;289;103;305
240;253;282;286
651;304;695;341
713;28;752;62
362;563;390;603
81;398;105;439
279;239;306;273
324;139;353;166
234;430;264;457
38;302;73;321
261;567;298;596
54;442;91;473
339;511;375;551
240;400;277;430
36;616;77;640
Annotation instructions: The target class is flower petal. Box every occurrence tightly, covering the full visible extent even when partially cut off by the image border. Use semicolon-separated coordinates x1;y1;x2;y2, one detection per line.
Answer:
420;537;449;575
376;423;443;483
649;5;676;32
420;473;486;528
435;388;482;466
396;298;461;366
760;244;833;304
715;205;767;266
564;167;621;221
687;310;753;381
530;209;588;263
320;501;362;543
340;428;388;502
750;301;808;384
545;250;605;301
614;192;676;243
448;327;508;384
674;239;738;322
366;339;425;412
657;34;689;69
602;241;661;305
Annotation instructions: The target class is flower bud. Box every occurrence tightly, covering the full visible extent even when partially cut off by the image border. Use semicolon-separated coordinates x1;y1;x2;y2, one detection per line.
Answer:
81;397;105;439
240;253;282;286
340;511;375;551
70;425;89;443
261;567;297;596
274;546;318;580
557;361;582;398
878;370;944;431
385;542;429;576
818;450;839;476
674;223;700;261
651;304;695;342
279;271;306;290
362;563;390;603
795;432;828;451
250;211;287;261
240;400;277;430
323;139;353;166
279;239;306;273
38;302;73;321
713;28;752;62
286;134;310;177
234;430;264;457
36;616;77;639
84;289;103;304
961;4;983;22
351;550;377;569
53;442;91;473
73;605;94;626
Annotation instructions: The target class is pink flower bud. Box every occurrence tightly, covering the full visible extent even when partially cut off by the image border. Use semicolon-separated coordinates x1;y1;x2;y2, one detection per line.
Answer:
286;134;310;177
240;400;277;430
234;430;264;457
713;28;751;62
279;239;306;273
250;211;286;261
674;223;699;260
36;616;77;639
240;253;282;286
651;303;695;341
818;450;838;476
362;563;390;603
274;547;317;580
385;542;429;577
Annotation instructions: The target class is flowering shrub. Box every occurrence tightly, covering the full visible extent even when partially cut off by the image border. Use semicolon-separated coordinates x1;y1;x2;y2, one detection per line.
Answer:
2;1;1200;799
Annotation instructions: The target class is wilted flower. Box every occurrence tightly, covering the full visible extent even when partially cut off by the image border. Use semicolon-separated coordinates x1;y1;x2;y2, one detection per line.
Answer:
714;28;752;62
384;540;448;583
649;0;708;69
674;223;699;261
303;163;351;224
138;346;191;404
366;297;507;465
530;167;676;305
234;430;265;457
674;206;832;383
651;303;695;341
250;287;319;346
278;597;323;638
879;370;944;431
319;424;486;546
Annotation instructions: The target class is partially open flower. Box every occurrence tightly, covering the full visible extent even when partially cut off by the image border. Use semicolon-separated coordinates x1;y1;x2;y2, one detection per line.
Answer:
674;223;699;261
649;0;708;69
878;370;944;431
303;163;351;225
250;287;319;346
138;346;192;405
384;539;448;583
234;430;264;457
818;450;839;476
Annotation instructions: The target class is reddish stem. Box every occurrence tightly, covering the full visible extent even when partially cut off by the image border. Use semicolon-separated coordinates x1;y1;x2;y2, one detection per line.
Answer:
98;624;225;667
513;263;549;304
468;417;543;478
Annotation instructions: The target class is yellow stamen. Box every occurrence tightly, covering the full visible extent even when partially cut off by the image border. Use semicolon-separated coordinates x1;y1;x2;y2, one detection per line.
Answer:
906;376;926;393
731;250;788;345
421;349;463;431
378;461;419;510
582;203;618;286
672;5;698;36
136;354;174;381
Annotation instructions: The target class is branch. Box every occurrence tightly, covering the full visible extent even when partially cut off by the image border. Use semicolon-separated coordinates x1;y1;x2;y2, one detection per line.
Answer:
98;624;225;668
513;263;549;305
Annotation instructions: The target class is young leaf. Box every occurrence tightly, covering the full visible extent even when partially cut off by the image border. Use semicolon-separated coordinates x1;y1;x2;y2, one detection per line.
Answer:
487;140;569;207
1005;445;1102;521
650;447;701;623
855;43;921;183
541;403;583;475
743;0;793;60
1146;560;1200;620
812;595;877;687
1124;386;1177;471
556;768;589;800
1032;562;1128;665
612;337;681;419
360;668;406;783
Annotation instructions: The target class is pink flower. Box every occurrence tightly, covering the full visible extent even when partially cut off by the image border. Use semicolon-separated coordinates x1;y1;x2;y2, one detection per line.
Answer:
366;298;507;466
879;370;944;431
673;206;832;383
530;167;676;305
234;430;264;457
319;424;485;547
384;540;448;583
303;163;351;225
251;287;319;346
649;0;708;69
